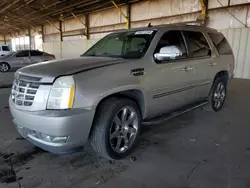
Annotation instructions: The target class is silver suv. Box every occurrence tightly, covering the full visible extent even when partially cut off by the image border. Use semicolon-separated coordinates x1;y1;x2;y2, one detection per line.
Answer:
9;25;234;159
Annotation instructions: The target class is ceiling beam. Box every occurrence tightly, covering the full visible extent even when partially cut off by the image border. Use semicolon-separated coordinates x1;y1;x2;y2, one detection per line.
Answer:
0;0;20;14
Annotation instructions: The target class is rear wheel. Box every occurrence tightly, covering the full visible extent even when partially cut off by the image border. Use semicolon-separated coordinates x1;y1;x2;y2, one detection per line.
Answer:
206;76;227;112
0;63;10;72
90;97;141;160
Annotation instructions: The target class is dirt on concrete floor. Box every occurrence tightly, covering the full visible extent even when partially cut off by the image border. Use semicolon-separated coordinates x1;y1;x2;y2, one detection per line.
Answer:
0;79;250;188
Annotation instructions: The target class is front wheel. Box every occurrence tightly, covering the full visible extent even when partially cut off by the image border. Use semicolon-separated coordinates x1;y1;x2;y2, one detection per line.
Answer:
90;97;141;160
207;77;227;112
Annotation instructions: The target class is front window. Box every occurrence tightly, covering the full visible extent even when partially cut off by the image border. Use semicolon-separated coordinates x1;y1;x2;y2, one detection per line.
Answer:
83;30;157;59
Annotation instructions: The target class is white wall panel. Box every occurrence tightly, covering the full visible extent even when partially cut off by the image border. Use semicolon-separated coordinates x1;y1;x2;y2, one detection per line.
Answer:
221;28;250;79
44;34;60;42
131;0;200;21
43;22;60;35
90;33;110;40
63;16;85;32
208;0;249;8
43;39;99;60
89;23;126;34
208;0;228;9
131;12;199;28
231;0;250;5
89;6;127;27
207;7;248;29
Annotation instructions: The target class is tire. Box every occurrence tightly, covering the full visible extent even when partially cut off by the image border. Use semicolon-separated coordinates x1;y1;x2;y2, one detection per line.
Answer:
0;62;10;72
90;97;142;160
206;76;228;112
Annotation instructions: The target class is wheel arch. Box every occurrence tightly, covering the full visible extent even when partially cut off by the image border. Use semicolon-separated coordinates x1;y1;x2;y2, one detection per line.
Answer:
209;70;229;96
213;70;229;85
94;89;147;119
0;61;11;71
0;61;11;67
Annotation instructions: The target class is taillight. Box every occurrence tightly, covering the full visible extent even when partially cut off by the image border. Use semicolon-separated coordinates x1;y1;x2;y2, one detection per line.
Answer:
51;55;55;59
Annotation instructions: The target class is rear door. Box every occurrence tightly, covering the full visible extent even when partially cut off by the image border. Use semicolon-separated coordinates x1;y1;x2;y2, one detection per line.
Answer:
207;32;234;78
182;30;214;99
14;50;31;67
30;50;44;64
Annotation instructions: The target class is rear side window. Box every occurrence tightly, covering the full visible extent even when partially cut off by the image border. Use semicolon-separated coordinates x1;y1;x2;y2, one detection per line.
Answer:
183;31;211;58
2;46;10;51
30;51;43;56
208;32;233;55
16;51;29;57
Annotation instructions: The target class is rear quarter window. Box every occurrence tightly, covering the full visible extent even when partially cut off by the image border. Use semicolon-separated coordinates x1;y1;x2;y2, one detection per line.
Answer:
30;51;43;56
208;32;233;55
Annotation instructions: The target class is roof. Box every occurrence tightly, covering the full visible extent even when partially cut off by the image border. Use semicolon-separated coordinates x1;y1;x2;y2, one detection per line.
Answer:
111;23;217;34
0;0;139;35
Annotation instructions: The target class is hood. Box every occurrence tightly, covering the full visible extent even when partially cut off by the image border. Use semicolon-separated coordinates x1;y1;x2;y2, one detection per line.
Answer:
17;56;125;83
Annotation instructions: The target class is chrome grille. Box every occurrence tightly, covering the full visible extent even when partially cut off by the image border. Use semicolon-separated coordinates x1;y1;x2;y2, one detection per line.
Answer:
11;78;41;107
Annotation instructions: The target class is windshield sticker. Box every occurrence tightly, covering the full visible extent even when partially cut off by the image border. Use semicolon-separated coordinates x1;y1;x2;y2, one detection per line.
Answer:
135;30;154;35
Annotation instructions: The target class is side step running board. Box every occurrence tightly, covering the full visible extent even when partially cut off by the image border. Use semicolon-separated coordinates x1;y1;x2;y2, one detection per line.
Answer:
143;101;208;126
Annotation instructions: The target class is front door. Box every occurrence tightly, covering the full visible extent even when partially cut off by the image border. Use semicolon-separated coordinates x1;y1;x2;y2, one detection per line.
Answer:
145;30;196;118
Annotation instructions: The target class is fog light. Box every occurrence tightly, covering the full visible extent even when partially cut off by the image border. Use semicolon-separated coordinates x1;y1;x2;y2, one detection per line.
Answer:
40;133;67;143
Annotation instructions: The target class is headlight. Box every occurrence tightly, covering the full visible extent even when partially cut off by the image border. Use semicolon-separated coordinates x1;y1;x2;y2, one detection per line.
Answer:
47;76;75;110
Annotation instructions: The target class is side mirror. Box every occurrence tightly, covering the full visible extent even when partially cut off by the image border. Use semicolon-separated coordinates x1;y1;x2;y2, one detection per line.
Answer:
154;45;182;61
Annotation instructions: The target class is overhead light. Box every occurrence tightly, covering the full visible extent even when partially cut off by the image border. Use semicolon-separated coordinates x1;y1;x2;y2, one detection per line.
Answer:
4;16;9;22
59;14;64;22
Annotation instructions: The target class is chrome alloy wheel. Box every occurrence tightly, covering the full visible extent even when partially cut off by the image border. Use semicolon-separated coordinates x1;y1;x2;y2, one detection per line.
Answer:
213;82;226;109
109;106;139;154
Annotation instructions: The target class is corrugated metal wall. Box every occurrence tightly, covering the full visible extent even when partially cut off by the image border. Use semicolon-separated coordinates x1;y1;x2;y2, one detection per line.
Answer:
221;28;250;79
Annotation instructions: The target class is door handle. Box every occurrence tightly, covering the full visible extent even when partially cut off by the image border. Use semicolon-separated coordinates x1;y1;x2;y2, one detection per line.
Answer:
183;66;193;71
209;62;217;66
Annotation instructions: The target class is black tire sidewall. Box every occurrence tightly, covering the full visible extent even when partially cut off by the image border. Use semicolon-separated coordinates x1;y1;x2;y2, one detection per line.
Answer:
103;99;141;159
209;77;227;112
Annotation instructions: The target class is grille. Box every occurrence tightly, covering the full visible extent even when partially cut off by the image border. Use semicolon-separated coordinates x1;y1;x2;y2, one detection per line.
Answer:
11;78;41;107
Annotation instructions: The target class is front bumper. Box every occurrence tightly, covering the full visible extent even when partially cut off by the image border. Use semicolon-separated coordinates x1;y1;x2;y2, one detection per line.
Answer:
9;98;95;154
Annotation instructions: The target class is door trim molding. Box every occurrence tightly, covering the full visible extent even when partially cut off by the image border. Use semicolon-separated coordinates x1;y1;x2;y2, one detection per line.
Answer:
153;81;210;99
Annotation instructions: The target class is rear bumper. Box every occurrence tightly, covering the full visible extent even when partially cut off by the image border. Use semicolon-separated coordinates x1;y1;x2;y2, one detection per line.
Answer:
9;98;95;154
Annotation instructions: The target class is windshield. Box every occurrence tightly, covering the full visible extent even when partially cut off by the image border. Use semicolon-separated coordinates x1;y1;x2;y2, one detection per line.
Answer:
83;30;157;59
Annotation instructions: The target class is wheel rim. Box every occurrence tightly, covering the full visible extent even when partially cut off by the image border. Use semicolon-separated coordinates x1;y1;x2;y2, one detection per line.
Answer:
0;64;9;72
109;106;139;154
213;82;226;109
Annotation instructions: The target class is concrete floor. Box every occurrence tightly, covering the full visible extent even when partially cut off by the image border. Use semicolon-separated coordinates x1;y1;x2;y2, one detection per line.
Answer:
0;72;15;88
0;79;250;188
